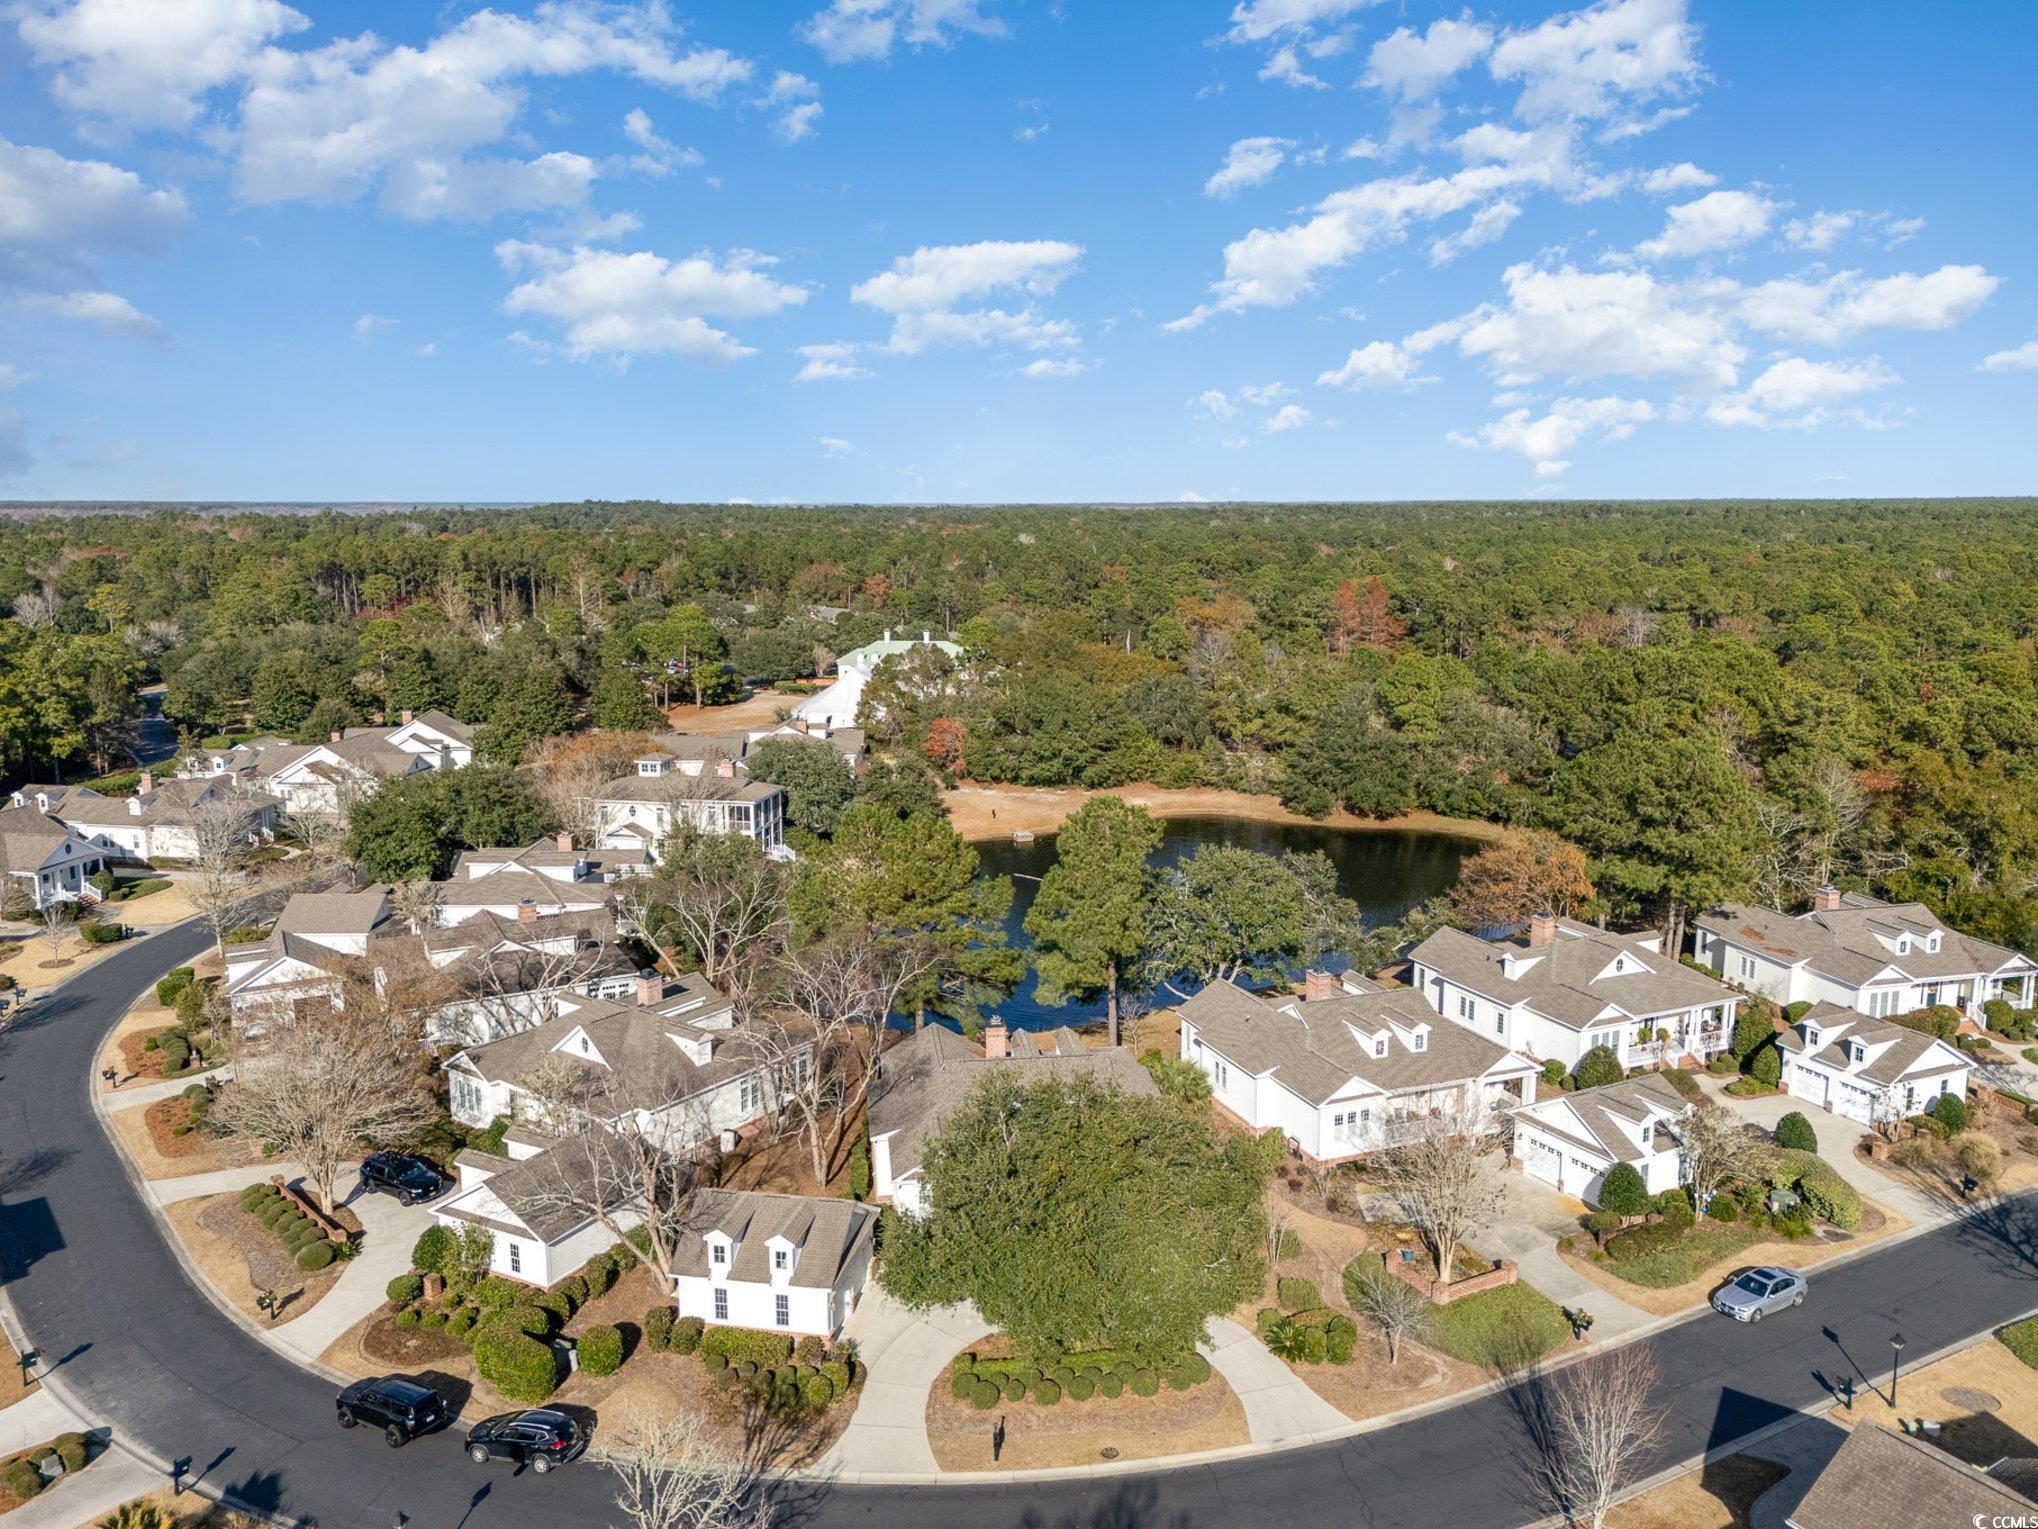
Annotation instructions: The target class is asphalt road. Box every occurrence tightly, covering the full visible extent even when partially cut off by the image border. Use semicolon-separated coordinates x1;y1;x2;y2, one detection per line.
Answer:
5;924;2038;1529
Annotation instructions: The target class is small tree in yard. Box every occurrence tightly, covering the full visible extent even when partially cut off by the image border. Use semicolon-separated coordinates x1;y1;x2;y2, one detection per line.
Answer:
214;1011;436;1214
1530;1345;1667;1529
189;793;264;960
1373;1095;1505;1282
37;899;76;965
1681;1098;1762;1216
1572;1046;1622;1091
1343;1263;1435;1366
1594;1163;1648;1219
601;1403;771;1529
1772;1111;1818;1153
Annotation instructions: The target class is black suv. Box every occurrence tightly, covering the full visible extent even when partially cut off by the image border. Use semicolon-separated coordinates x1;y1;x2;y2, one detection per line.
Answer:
335;1377;446;1447
358;1151;450;1205
465;1409;586;1473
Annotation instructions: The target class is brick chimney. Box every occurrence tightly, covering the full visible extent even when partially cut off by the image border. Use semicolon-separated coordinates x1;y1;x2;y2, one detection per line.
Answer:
1304;969;1338;1002
330;729;343;743
516;899;539;924
1528;911;1557;948
716;758;736;778
137;769;155;794
1814;885;1842;913
400;709;414;725
983;1021;1009;1059
556;831;574;853
792;717;808;733
636;974;664;1006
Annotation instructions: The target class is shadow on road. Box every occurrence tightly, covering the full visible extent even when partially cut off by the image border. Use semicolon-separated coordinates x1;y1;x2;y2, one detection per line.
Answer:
1015;1480;1198;1529
0;1196;63;1283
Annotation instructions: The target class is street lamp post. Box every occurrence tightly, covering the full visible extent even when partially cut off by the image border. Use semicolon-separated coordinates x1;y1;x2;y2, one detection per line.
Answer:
1891;1332;1907;1408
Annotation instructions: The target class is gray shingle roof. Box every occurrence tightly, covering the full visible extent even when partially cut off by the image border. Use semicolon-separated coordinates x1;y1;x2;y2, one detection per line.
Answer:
1514;1071;1689;1164
669;1189;878;1288
0;807;83;875
436;869;612;910
1411;924;1738;1029
1777;1002;1968;1087
272;889;390;938
1787;1425;2031;1529
1698;895;2034;987
596;772;781;805
868;1024;1158;1180
1177;979;1536;1106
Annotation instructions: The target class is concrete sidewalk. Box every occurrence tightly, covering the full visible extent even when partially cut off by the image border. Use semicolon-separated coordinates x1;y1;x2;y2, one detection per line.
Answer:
99;1069;231;1115
267;1176;435;1366
1200;1317;1348;1441
819;1289;992;1475
1474;1176;1657;1340
0;1449;160;1529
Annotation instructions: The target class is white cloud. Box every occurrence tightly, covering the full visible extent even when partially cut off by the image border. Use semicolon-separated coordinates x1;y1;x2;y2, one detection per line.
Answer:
1177;490;1209;502
1019;357;1084;378
17;0;309;130
1317;339;1434;389
233;3;754;214
1639;161;1714;194
760;72;822;143
1880;215;1925;247
621;108;701;177
1363;17;1494;100
799;0;1006;65
1263;402;1314;433
1453;393;1655;465
1430;198;1521;264
1735;264;1999;345
1258;46;1329;89
819;435;856;457
794;342;871;381
1977;341;2038;374
497;241;807;364
852;239;1083;355
414;341;437;357
1223;0;1374;46
0;138;187;286
1704;354;1896;428
1204;137;1291;198
1190;389;1240;417
351;312;394;344
13;287;164;339
1634;188;1774;260
1488;0;1702;128
1240;381;1297;406
1783;209;1856;252
1457;262;1744;388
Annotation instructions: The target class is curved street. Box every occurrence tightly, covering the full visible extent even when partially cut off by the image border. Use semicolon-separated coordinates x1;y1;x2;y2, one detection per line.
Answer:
5;925;2038;1528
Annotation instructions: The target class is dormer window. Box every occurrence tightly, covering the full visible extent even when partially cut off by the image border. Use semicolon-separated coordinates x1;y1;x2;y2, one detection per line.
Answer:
1374;1038;1387;1058
773;1247;789;1271
710;1242;726;1265
1927;933;1941;952
1805;1026;1821;1049
1413;1032;1427;1052
578;1036;591;1055
1849;1041;1866;1065
1897;938;1909;955
1613;957;1625;973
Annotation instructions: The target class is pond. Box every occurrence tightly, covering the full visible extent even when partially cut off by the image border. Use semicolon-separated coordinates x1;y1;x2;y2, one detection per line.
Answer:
964;817;1478;1032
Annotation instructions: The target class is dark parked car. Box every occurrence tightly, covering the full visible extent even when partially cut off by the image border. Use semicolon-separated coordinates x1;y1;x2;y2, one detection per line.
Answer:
335;1377;447;1447
358;1151;450;1205
1712;1266;1808;1323
465;1409;586;1473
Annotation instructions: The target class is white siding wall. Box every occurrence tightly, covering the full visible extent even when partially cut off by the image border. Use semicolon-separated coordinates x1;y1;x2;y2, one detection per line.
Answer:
674;1274;835;1337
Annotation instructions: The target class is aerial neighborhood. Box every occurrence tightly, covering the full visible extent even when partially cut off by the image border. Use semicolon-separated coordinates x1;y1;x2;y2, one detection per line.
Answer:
4;502;2038;1529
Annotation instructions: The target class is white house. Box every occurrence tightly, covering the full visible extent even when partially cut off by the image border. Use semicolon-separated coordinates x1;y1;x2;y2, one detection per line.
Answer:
671;1189;878;1340
453;836;651;884
223;889;393;1026
1510;1072;1692;1205
1409;914;1743;1072
16;773;278;864
793;630;960;732
1177;970;1541;1161
0;807;107;910
867;1022;1157;1217
433;1126;638;1288
1694;888;2038;1025
442;974;798;1154
593;754;787;859
382;709;476;768
433;866;613;928
1777;1002;1971;1125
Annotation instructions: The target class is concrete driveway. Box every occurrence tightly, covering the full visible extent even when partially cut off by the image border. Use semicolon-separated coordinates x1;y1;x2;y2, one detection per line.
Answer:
820;1287;992;1476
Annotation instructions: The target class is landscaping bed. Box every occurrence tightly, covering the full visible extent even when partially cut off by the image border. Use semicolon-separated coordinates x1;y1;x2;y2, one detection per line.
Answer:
0;1431;95;1513
110;1088;264;1178
925;1351;1247;1471
1423;1281;1573;1370
164;1190;348;1325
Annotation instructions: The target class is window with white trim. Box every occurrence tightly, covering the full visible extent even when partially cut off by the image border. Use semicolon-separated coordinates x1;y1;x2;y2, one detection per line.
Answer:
1212;1059;1228;1088
713;1288;728;1321
775;1293;790;1328
739;1076;763;1113
1737;954;1756;980
508;1243;521;1275
1413;1032;1426;1051
1457;994;1474;1020
773;1247;789;1271
711;1242;726;1266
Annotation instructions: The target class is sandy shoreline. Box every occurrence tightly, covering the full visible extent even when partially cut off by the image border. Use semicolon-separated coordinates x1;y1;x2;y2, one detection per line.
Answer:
940;783;1507;846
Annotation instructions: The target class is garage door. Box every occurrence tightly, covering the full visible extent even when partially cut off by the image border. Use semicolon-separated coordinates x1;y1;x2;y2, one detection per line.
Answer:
1520;1134;1561;1188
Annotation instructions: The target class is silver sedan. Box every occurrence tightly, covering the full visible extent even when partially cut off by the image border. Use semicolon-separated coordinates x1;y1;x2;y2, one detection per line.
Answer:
1712;1266;1808;1322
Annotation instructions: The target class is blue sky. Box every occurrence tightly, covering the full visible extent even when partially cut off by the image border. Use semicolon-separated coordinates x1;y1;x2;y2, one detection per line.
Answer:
2;0;2034;504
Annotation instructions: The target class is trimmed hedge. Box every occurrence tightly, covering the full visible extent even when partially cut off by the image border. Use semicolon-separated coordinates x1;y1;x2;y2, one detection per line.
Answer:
1324;1315;1357;1365
1033;1378;1062;1405
671;1315;705;1356
412;1225;457;1275
1596;1163;1648;1216
1766;1147;1862;1229
2;1457;42;1500
1933;1093;1972;1133
643;1308;675;1353
1606;1223;1686;1263
699;1327;795;1367
577;1324;624;1377
156;968;196;1006
296;1242;336;1271
1276;1275;1323;1313
474;1329;560;1403
1772;1112;1818;1152
80;920;124;944
387;1274;423;1305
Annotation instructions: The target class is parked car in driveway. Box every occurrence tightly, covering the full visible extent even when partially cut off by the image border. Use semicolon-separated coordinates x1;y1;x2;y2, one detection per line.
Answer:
465;1409;586;1473
358;1150;451;1205
1712;1266;1807;1323
335;1376;447;1447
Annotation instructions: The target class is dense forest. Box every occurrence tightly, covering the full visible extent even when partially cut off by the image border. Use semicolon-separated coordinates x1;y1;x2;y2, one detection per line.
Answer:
3;498;2035;952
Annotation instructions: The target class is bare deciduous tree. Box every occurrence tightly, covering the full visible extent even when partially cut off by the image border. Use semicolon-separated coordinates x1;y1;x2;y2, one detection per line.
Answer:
458;923;616;1042
632;827;791;990
294;769;365;872
754;944;881;1189
1373;1094;1506;1282
1345;1262;1435;1366
600;1403;771;1529
1680;1097;1762;1215
1531;1346;1667;1529
214;1011;436;1214
37;899;77;965
388;878;444;944
189;792;263;960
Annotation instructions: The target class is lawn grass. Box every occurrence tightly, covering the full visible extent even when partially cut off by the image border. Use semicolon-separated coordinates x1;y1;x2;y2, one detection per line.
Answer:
1426;1282;1571;1370
2000;1316;2038;1370
1596;1223;1762;1289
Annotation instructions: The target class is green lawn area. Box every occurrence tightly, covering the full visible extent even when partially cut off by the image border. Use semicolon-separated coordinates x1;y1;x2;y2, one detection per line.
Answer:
1595;1223;1762;1288
2000;1317;2038;1370
1426;1282;1572;1370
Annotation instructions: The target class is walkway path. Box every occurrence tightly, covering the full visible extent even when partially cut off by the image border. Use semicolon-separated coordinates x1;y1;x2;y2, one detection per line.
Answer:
1199;1317;1348;1442
820;1289;991;1476
1473;1176;1657;1340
